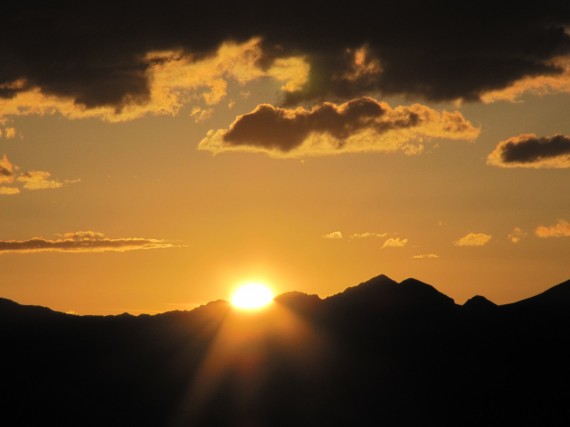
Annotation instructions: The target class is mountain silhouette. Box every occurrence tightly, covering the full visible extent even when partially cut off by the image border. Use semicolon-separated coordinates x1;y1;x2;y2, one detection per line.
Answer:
463;295;498;315
2;275;570;426
502;278;570;314
325;274;457;317
0;296;66;319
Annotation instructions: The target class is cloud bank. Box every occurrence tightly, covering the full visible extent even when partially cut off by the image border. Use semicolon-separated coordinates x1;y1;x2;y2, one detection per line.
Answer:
488;134;570;168
0;38;308;123
0;231;180;254
2;2;570;120
199;97;479;157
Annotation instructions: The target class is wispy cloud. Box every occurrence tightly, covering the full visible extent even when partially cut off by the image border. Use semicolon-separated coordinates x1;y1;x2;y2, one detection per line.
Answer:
382;237;408;248
411;253;439;259
0;231;181;254
199;97;479;158
454;232;492;247
322;231;343;239
350;232;388;239
487;134;570;169
535;219;570;238
190;107;214;123
323;231;389;240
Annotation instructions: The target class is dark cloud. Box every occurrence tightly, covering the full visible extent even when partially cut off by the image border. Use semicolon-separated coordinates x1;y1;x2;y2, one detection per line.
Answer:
199;97;479;157
0;231;180;254
1;1;570;111
225;98;390;151
488;134;570;168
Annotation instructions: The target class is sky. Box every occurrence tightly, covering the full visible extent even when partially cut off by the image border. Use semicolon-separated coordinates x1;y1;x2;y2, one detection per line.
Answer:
1;1;569;314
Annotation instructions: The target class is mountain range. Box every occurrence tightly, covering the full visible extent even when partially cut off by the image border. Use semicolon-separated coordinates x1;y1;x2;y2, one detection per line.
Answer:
2;274;570;426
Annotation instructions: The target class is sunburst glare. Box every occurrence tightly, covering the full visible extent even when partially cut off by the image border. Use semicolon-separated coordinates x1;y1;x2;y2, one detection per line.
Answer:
231;282;274;309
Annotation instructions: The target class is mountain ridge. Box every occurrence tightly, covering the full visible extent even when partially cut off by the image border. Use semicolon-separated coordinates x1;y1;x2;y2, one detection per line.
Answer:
2;273;570;426
2;274;569;317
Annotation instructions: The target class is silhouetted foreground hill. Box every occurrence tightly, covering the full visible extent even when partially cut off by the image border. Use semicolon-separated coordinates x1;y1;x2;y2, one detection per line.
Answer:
2;275;570;426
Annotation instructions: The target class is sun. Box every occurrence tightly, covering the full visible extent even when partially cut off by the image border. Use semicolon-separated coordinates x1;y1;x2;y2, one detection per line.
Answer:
231;282;274;310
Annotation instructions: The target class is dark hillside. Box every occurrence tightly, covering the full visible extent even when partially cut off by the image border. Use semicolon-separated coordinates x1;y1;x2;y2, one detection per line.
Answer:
2;276;570;426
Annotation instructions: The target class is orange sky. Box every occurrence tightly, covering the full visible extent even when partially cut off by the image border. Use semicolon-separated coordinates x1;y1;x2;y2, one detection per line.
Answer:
1;19;569;314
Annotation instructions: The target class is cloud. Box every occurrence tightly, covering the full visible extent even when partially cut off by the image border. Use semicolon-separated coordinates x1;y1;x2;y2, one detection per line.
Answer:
411;254;439;259
0;231;180;254
322;231;343;239
2;3;569;118
190;107;213;123
508;227;528;244
0;186;19;195
17;171;64;190
535;219;570;238
198;97;479;158
350;232;388;239
0;154;15;183
488;134;570;168
0;39;308;123
482;56;570;103
265;57;311;92
323;231;389;240
454;233;492;247
382;237;408;248
0;155;77;195
61;231;105;240
0;127;16;139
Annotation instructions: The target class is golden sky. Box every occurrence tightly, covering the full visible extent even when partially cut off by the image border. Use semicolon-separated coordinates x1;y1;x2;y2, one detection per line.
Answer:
1;4;569;314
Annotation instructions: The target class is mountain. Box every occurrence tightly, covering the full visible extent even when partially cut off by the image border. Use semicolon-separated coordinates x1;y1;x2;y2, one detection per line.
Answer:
463;295;498;315
2;275;570;426
502;278;570;314
324;274;457;317
0;296;66;319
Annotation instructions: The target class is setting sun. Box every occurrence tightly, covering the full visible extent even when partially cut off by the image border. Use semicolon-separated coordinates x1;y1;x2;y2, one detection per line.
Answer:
231;283;274;309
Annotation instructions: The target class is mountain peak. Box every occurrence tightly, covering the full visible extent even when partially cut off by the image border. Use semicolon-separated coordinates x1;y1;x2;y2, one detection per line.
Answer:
326;274;456;315
463;295;497;314
371;273;398;284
